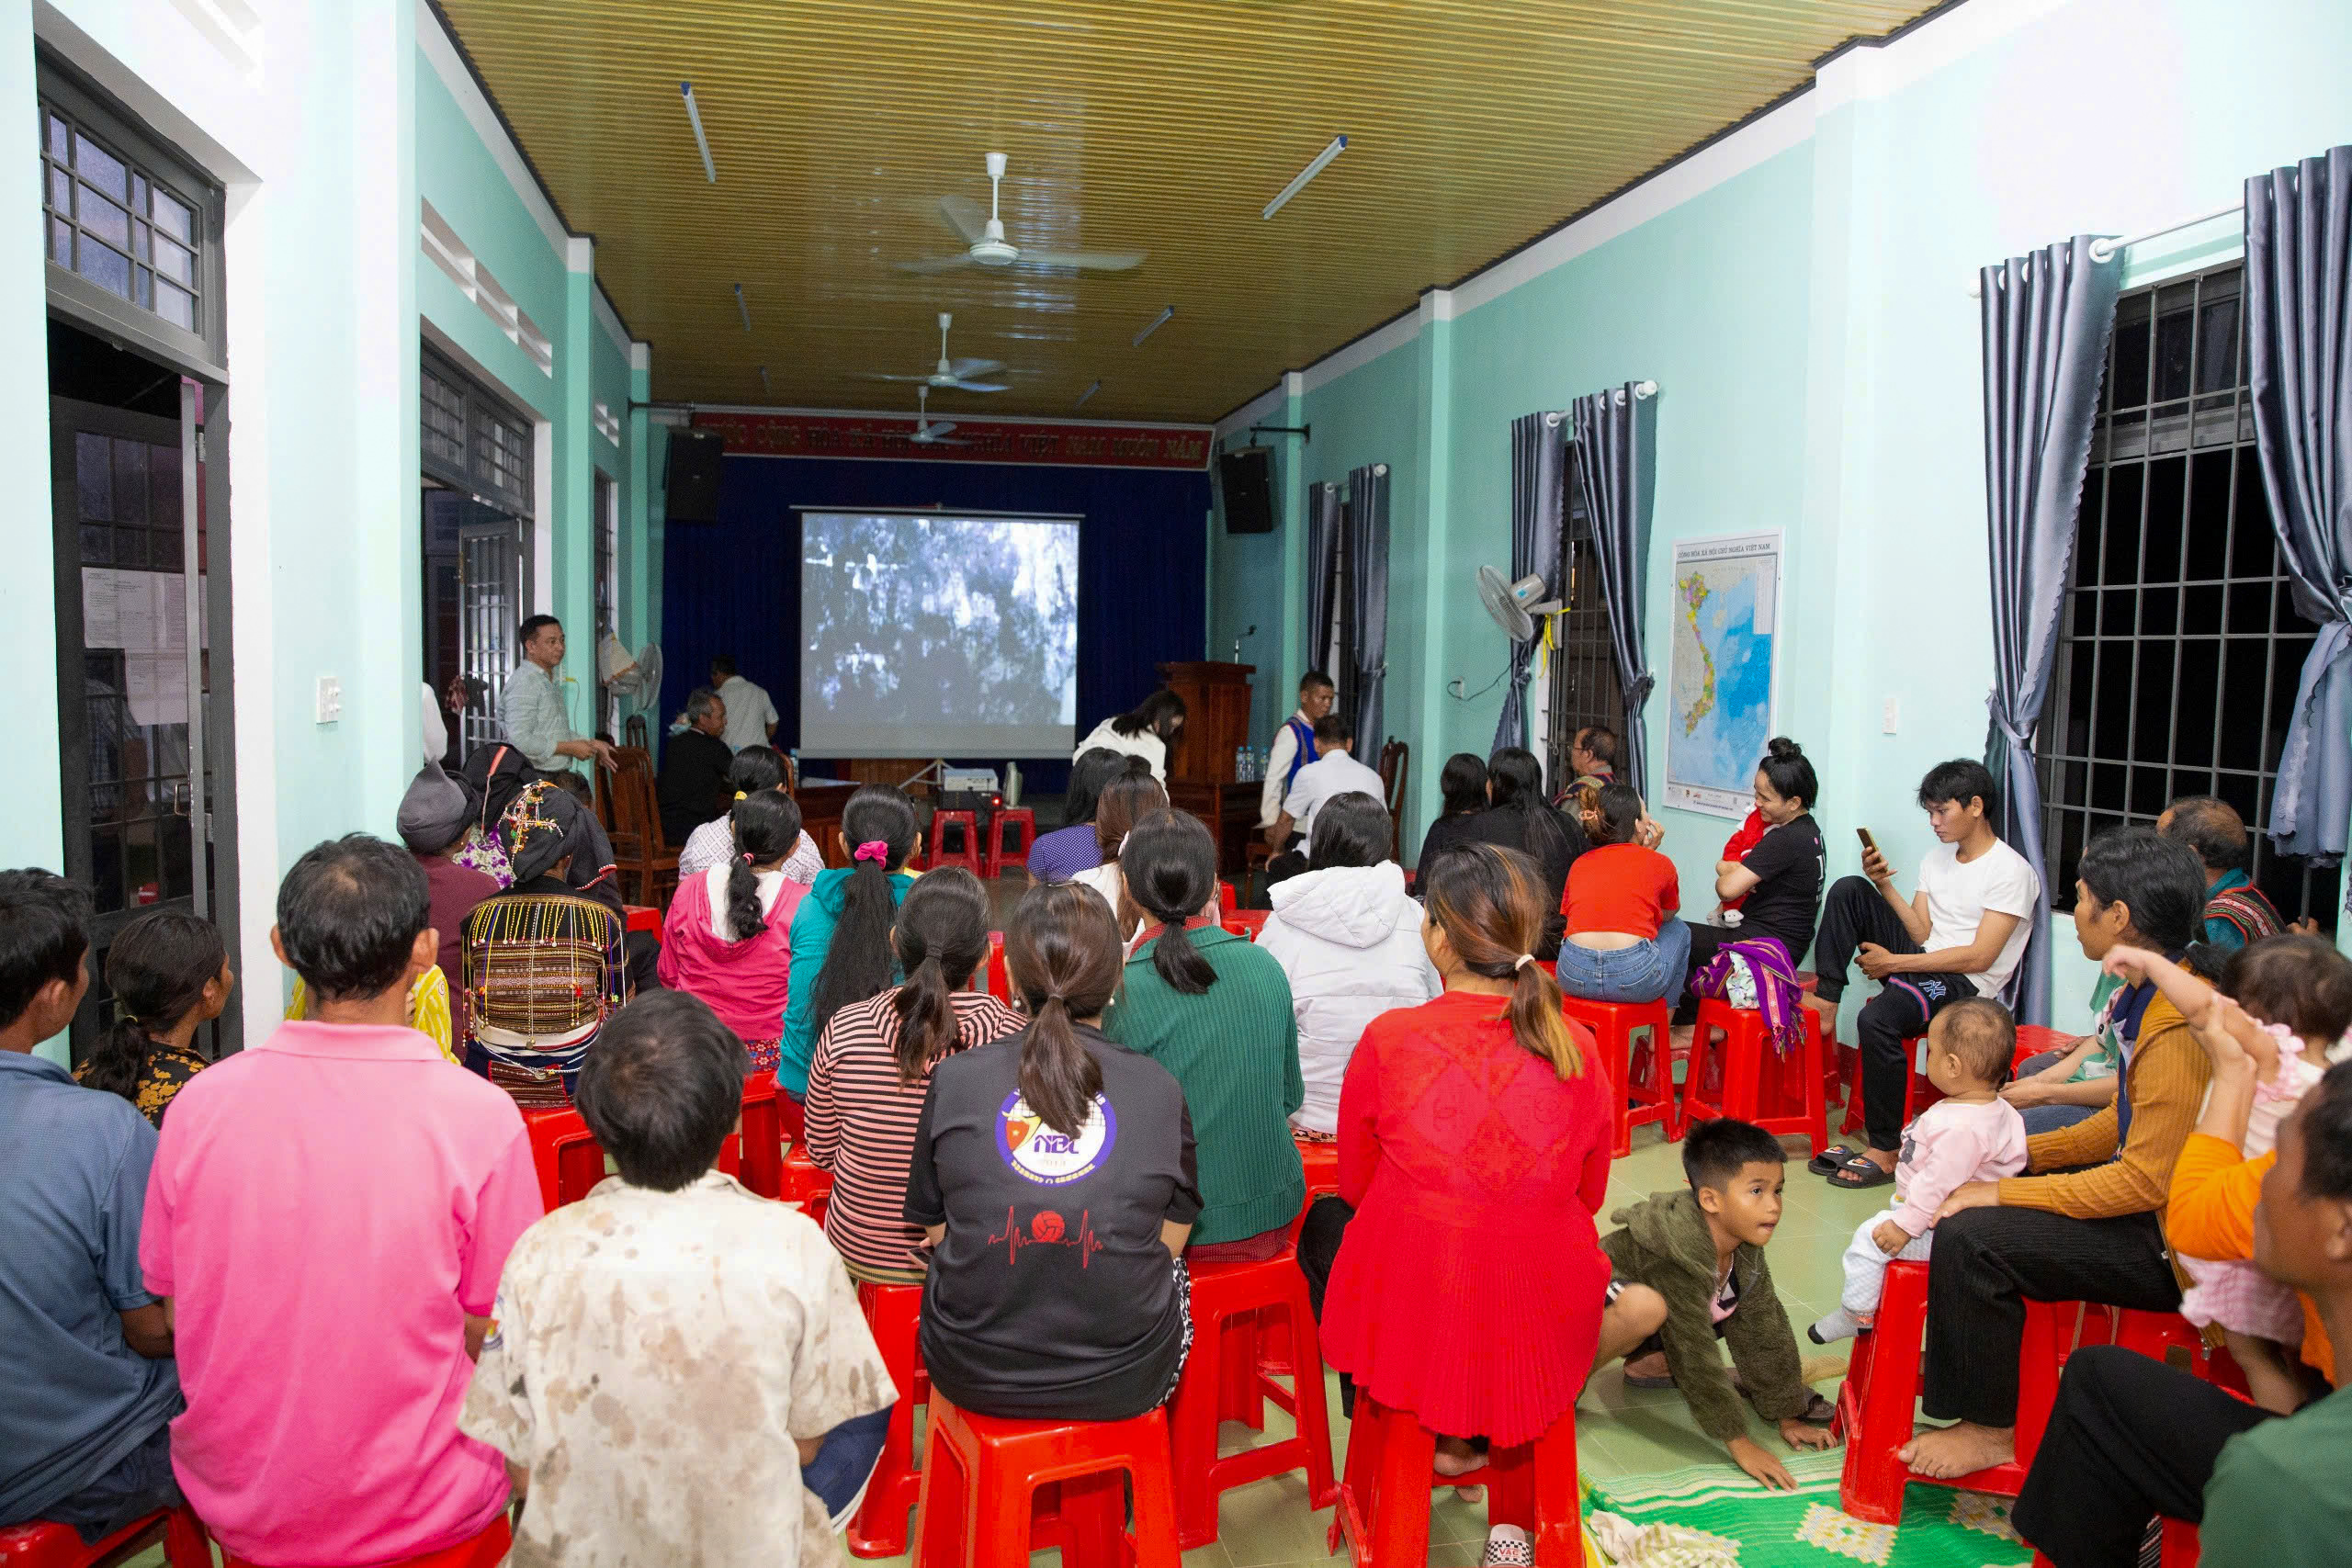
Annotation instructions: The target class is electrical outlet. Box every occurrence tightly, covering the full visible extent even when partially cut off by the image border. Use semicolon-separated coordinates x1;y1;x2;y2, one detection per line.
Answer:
316;676;343;724
1882;697;1899;735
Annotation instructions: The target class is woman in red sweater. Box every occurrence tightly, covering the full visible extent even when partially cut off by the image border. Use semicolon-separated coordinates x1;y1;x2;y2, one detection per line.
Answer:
1317;842;1630;1564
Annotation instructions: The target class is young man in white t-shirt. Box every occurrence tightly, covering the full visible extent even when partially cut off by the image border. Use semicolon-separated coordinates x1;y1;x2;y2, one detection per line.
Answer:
1806;759;2041;1189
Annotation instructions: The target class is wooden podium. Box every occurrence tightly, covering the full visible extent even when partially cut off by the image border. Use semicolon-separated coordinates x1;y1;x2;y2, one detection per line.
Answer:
1158;660;1257;873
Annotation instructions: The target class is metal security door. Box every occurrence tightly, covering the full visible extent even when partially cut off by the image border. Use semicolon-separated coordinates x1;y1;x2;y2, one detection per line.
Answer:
458;505;532;755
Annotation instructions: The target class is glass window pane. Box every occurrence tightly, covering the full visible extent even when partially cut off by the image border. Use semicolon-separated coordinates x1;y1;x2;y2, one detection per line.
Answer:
76;235;130;299
130;172;147;213
132;220;150;263
79;524;111;564
153;235;192;287
150;445;182;533
133;267;152;309
47;111;69;159
49;216;71;266
154;279;194;331
2153;285;2196;402
76;433;112;521
73;130;126;200
48;165;69;213
78;186;130;249
111;440;149;525
151;187;192;243
2110;302;2152;409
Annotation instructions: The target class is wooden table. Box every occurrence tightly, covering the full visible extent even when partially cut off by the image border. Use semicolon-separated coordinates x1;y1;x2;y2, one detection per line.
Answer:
1168;780;1262;876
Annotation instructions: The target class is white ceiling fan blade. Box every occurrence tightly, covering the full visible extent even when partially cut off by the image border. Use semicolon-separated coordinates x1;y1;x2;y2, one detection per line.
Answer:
896;254;978;275
947;379;1011;393
854;371;934;382
1018;249;1147;272
926;420;957;436
946;357;1003;378
936;195;988;245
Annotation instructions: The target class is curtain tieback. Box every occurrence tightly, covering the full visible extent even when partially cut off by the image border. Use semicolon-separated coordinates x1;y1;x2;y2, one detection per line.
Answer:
1623;672;1657;706
1984;693;2036;750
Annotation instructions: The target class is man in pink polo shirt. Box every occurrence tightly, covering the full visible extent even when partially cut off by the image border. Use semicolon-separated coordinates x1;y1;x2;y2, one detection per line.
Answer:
141;835;542;1567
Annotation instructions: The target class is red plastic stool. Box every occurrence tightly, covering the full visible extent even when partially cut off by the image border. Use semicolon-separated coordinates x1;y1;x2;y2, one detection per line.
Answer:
2032;1517;2199;1568
984;808;1037;878
1221;909;1270;941
1838;1032;1932;1138
911;1398;1181;1568
1559;995;1673;1157
783;1145;834;1224
988;933;1012;1002
716;1069;785;1199
1329;1398;1581;1565
1297;1135;1340;1199
1167;1252;1338;1549
1682;998;1828;1156
926;810;984;874
523;1106;606;1209
1218;880;1238;913
0;1507;209;1568
848;1280;931;1558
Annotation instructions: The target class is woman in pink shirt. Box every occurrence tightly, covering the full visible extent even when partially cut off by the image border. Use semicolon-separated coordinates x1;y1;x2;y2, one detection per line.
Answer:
658;793;808;1072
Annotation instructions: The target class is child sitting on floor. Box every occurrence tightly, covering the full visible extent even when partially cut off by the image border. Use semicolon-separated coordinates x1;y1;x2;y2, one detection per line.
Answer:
1809;997;2028;1343
2101;933;2352;1414
1600;1120;1838;1490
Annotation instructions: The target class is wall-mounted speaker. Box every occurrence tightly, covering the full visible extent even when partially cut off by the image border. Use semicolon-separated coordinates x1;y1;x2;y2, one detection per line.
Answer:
1217;446;1275;535
664;428;726;524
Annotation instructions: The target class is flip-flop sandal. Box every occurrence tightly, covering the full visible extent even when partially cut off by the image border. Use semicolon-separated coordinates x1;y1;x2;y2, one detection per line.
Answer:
1623;1366;1677;1389
1826;1154;1894;1190
1809;1145;1862;1176
1794;1392;1838;1425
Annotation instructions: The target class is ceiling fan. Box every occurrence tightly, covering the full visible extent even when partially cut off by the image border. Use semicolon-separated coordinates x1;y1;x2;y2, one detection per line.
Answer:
856;311;1010;393
907;387;967;446
899;152;1146;275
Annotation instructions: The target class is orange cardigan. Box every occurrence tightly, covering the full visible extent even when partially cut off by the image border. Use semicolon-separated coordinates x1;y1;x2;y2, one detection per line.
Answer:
2167;1131;2334;1383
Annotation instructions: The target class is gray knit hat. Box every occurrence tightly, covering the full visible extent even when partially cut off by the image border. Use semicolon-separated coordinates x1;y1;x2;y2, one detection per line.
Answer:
397;760;472;853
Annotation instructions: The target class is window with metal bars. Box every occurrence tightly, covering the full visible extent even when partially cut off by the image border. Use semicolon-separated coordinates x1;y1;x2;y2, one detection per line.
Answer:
594;469;618;733
421;348;534;516
2036;263;2337;927
1545;468;1624;784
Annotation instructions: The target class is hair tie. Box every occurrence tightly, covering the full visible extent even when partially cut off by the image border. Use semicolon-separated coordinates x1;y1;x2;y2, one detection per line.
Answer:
854;840;890;864
734;790;748;801
1514;953;1535;972
743;852;757;863
113;999;141;1025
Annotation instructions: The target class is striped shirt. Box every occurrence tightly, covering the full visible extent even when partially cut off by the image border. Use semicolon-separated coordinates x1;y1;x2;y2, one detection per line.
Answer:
804;989;1026;1280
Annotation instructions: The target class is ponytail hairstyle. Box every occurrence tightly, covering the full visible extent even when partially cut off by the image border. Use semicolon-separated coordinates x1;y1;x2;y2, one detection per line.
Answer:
1004;882;1121;1136
1756;738;1817;812
890;867;991;1086
82;909;226;1106
1119;809;1220;996
725;745;789;796
1092;771;1169;863
723;791;805;942
1487;745;1584;865
1592;782;1645;847
1064;747;1129;829
1419;842;1584;1079
808;784;921;1038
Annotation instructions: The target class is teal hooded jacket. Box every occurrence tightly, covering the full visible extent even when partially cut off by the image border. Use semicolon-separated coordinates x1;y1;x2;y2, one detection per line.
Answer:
775;866;916;1096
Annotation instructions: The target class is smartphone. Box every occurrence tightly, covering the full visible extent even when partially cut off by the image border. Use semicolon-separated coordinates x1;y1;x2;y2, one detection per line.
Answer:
1856;827;1879;856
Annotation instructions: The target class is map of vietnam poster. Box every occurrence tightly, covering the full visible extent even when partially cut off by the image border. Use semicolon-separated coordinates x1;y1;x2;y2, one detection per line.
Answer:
1664;531;1782;819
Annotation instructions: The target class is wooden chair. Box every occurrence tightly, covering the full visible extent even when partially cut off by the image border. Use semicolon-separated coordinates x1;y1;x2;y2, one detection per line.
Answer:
1377;739;1409;863
600;746;678;906
623;714;649;750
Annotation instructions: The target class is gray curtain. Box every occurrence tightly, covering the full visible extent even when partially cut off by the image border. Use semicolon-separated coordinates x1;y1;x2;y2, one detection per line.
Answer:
1348;463;1390;750
1305;480;1342;679
2246;144;2352;865
1494;412;1569;754
1979;236;2122;1027
1569;385;1656;796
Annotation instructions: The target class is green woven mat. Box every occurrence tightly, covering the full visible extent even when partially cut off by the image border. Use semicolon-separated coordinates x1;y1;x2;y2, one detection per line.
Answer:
1585;1450;2031;1567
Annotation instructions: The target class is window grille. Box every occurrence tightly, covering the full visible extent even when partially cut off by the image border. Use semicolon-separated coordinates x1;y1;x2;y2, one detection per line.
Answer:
1545;460;1624;782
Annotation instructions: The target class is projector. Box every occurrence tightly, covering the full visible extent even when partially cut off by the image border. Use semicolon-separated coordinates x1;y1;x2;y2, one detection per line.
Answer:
942;768;1000;794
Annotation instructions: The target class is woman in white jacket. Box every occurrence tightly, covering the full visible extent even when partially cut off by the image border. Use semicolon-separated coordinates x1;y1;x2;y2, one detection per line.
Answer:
1255;791;1442;1136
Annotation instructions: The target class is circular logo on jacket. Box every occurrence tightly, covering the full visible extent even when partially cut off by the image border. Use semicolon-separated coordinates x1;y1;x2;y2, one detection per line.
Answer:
996;1090;1117;1187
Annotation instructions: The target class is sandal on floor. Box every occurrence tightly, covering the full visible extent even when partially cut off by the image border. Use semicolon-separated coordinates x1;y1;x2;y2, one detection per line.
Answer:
1826;1154;1894;1190
1809;1145;1864;1176
1623;1366;1677;1389
1795;1391;1838;1425
1483;1529;1534;1566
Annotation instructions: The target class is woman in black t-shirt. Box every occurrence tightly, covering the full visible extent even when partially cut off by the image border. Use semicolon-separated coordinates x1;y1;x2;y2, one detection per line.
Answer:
1674;738;1826;1021
905;881;1202;1422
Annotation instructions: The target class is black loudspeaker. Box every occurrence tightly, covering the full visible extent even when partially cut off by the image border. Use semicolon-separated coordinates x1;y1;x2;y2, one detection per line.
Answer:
1218;446;1276;535
664;427;726;524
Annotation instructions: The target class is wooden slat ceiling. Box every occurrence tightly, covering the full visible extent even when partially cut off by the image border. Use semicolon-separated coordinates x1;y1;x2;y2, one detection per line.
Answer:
437;0;1937;424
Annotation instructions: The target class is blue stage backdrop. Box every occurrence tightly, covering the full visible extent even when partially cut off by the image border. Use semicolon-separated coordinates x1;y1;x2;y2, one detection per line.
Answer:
660;453;1211;791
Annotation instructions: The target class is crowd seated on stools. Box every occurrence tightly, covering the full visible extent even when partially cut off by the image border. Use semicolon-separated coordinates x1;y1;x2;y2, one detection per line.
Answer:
1068;763;1165;923
803;867;1025;1281
1442;746;1587;959
673;744;825;883
1675;737;1825;1026
1102;810;1306;1262
777;783;922;1102
657;789;808;1074
906;880;1202;1421
1255;790;1441;1141
1555;781;1689;1007
1025;745;1128;884
459;988;894;1568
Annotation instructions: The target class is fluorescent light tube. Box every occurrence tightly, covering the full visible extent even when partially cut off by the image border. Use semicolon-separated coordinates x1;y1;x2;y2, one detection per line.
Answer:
1262;134;1346;220
681;83;717;183
734;284;751;333
1076;379;1101;409
1132;306;1174;348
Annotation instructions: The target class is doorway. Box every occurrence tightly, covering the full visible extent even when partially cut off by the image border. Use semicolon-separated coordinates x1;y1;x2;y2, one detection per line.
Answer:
422;347;537;760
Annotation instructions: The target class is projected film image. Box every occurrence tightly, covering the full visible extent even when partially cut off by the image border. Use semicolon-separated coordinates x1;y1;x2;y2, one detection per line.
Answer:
801;512;1080;757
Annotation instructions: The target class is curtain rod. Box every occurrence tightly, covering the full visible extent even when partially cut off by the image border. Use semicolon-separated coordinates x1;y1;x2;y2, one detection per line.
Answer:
1964;200;2245;298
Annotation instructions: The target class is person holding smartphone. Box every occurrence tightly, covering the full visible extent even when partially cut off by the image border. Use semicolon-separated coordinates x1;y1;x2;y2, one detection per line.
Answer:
1804;760;2040;1190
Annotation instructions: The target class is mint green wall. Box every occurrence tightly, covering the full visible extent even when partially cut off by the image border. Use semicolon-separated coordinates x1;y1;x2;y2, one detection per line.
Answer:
1226;0;2352;1033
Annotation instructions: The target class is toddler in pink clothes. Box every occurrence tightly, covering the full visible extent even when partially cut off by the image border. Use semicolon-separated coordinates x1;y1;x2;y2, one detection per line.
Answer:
1811;998;2028;1344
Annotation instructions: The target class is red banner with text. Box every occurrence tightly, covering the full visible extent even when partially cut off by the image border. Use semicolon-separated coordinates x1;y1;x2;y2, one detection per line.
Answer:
692;410;1212;470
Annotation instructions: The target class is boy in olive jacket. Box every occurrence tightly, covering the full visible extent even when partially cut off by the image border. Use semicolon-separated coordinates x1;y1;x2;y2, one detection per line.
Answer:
1598;1120;1838;1489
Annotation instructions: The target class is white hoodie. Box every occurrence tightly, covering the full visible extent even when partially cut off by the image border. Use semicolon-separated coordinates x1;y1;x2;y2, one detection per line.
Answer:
1256;862;1443;1135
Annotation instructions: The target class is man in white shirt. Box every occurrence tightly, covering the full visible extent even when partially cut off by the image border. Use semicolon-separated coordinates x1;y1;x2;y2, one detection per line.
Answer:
1258;671;1338;830
499;615;616;774
1804;758;2040;1186
1265;713;1388;852
709;656;779;753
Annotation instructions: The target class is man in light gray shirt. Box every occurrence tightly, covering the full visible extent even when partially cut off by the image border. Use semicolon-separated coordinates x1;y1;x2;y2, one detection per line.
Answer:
499;615;616;774
709;655;779;753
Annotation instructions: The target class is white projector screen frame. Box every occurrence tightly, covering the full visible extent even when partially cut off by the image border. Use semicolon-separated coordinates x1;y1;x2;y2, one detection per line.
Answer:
797;506;1082;759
